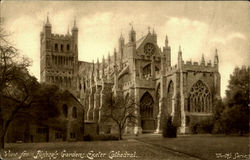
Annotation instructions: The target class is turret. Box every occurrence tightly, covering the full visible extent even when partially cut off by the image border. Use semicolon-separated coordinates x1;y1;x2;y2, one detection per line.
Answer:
113;48;117;65
91;60;95;81
96;58;100;80
163;34;171;67
119;33;124;57
165;35;169;47
44;15;51;37
152;28;157;44
127;25;137;59
178;45;183;69
107;52;111;78
102;55;105;78
67;26;70;35
108;52;111;66
72;19;78;53
129;25;136;43
214;49;219;66
201;53;205;65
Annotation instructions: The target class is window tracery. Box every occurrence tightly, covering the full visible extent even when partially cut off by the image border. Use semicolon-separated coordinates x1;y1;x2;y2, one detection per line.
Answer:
188;80;212;113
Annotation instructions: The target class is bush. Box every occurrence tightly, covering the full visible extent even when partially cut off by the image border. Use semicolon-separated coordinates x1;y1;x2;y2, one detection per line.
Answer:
190;118;214;134
220;105;249;135
212;120;224;134
83;134;119;141
162;116;177;138
83;134;93;141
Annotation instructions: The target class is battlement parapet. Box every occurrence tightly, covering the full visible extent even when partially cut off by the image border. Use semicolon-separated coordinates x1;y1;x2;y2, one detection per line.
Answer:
166;64;178;72
51;33;72;40
183;60;217;72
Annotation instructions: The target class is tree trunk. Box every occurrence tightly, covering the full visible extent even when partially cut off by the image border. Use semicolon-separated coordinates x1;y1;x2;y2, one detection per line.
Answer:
0;119;12;150
0;133;5;150
0;120;5;150
118;126;122;140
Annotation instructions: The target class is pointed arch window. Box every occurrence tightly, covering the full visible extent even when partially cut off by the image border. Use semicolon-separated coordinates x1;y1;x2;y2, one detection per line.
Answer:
61;44;64;52
187;80;212;113
55;43;58;52
67;44;70;51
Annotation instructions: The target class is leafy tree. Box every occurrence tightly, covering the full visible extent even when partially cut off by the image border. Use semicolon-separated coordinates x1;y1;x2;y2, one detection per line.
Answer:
221;66;249;135
212;98;225;134
226;66;249;109
102;93;137;140
0;26;63;149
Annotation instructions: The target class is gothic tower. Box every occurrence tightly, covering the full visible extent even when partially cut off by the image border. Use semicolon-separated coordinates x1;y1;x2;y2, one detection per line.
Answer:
40;17;79;96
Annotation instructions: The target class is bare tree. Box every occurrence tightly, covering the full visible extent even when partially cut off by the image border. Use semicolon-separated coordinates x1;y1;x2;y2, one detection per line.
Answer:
102;93;138;140
0;25;63;149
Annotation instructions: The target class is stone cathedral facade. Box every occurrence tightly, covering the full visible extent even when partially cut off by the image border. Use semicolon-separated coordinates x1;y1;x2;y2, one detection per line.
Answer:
40;17;221;134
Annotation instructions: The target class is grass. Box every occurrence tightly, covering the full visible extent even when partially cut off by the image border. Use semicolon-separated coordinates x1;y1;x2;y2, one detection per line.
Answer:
1;134;248;160
135;134;250;160
1;139;197;160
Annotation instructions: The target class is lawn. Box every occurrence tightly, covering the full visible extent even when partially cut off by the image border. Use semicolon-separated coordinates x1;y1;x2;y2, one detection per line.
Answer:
135;134;250;160
1;134;248;160
1;139;197;160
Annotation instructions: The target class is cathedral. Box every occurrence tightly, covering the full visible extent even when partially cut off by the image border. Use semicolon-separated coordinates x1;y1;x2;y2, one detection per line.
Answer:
40;17;221;135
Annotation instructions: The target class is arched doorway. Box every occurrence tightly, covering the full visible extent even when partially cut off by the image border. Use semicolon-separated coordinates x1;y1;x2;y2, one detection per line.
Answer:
140;92;155;132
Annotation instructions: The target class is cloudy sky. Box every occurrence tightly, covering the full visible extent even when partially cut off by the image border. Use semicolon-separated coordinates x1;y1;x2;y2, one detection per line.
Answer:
1;1;249;98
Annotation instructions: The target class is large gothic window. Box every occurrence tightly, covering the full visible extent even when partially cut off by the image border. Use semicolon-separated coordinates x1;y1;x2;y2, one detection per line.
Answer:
140;92;154;118
188;80;212;113
167;81;174;114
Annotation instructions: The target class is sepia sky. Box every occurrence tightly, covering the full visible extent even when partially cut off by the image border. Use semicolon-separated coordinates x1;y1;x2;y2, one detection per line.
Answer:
1;1;249;98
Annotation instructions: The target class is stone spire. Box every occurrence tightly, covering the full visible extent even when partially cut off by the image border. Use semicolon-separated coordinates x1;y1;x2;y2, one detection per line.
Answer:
72;18;78;31
178;45;182;58
108;52;111;65
148;26;151;34
165;35;169;47
178;45;183;69
96;58;100;79
45;13;51;27
214;48;219;67
91;60;95;80
102;55;105;78
114;48;117;64
119;33;125;60
67;26;70;35
119;33;124;41
201;53;205;65
152;28;157;43
129;24;136;43
214;48;219;66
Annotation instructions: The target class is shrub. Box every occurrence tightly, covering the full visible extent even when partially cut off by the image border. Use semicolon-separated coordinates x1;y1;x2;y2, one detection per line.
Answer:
212;120;224;134
83;134;119;141
162;116;177;138
83;134;93;141
96;134;119;141
191;118;214;134
190;121;199;134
